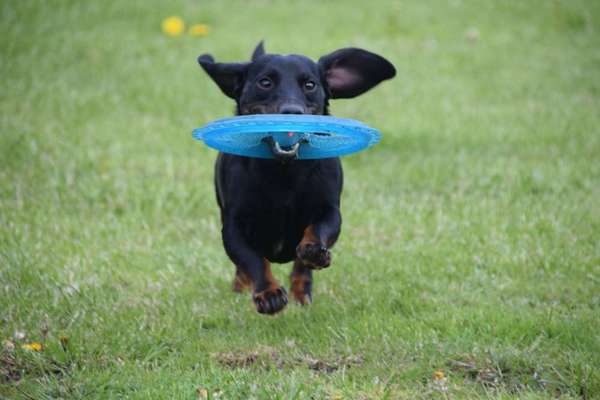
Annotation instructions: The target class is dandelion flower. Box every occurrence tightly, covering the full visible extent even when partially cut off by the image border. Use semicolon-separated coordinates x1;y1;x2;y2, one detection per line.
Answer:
189;24;210;37
432;370;448;393
331;392;343;400
433;370;445;380
22;342;43;351
162;16;185;36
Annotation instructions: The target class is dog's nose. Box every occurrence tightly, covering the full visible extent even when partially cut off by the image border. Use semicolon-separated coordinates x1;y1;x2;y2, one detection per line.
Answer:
279;104;305;114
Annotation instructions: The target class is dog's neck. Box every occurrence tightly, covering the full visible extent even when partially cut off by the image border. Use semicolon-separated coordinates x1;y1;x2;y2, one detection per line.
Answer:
249;157;321;188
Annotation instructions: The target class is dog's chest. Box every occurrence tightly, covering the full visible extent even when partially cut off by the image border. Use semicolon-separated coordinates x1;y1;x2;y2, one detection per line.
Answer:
245;189;306;256
262;192;300;232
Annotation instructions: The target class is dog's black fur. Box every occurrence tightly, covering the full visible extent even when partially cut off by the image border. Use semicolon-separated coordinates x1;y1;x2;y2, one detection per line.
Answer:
198;42;395;314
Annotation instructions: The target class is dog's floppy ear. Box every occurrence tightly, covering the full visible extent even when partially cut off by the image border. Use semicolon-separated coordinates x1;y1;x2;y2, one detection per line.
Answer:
198;54;248;99
251;40;266;61
318;48;396;99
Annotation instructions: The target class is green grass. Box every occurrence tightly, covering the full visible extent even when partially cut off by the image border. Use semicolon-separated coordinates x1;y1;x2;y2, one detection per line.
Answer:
1;0;599;398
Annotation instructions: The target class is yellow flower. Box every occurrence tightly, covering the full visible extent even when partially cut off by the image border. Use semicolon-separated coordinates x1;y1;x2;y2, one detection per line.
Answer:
162;16;185;36
330;392;343;400
22;342;43;351
189;24;210;37
432;370;445;380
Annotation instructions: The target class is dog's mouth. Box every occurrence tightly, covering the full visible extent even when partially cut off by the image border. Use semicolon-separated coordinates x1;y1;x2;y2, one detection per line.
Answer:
262;136;305;161
240;104;326;161
259;125;334;161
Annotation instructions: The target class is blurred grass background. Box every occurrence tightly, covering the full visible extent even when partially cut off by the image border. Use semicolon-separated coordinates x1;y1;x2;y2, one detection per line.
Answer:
1;0;599;398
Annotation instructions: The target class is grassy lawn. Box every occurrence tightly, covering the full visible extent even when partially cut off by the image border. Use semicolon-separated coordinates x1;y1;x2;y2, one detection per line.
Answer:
2;0;599;398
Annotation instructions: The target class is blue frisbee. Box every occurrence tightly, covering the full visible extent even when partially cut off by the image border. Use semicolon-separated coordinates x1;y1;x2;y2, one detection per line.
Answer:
192;114;381;160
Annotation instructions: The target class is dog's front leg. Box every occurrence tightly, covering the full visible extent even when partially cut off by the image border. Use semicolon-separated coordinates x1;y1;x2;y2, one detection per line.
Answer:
296;206;342;269
222;220;288;314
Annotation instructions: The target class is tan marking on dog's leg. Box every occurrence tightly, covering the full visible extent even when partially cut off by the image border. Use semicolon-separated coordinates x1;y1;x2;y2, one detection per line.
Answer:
290;259;312;305
232;267;252;292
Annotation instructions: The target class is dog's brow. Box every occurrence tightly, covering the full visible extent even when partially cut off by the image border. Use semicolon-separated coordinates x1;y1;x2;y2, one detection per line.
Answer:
298;72;316;80
253;67;279;79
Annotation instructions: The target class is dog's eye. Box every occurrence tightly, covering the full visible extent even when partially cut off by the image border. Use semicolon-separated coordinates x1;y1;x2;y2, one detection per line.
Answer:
257;78;273;89
304;80;317;91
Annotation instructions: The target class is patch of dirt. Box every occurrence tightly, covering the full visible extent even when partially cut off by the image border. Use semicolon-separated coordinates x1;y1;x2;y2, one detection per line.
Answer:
213;350;261;368
212;346;282;369
1;345;71;385
304;354;363;373
0;353;22;383
447;357;565;395
212;347;362;373
449;357;530;390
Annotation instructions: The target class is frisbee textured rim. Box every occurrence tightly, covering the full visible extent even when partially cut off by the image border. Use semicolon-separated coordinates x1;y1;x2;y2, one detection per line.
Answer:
192;114;381;159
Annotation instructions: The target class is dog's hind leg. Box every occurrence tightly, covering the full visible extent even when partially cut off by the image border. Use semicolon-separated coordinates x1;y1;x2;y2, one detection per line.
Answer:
223;220;288;314
290;260;313;305
232;267;252;292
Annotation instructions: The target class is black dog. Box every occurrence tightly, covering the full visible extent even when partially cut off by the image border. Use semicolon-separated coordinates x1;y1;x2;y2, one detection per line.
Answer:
198;42;395;314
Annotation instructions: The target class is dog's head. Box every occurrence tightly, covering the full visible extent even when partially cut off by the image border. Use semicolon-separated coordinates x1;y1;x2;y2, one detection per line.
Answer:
198;41;396;116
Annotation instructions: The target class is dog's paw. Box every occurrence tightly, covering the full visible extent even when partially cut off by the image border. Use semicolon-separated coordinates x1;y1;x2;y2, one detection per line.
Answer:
296;243;331;270
252;286;288;314
290;274;312;305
